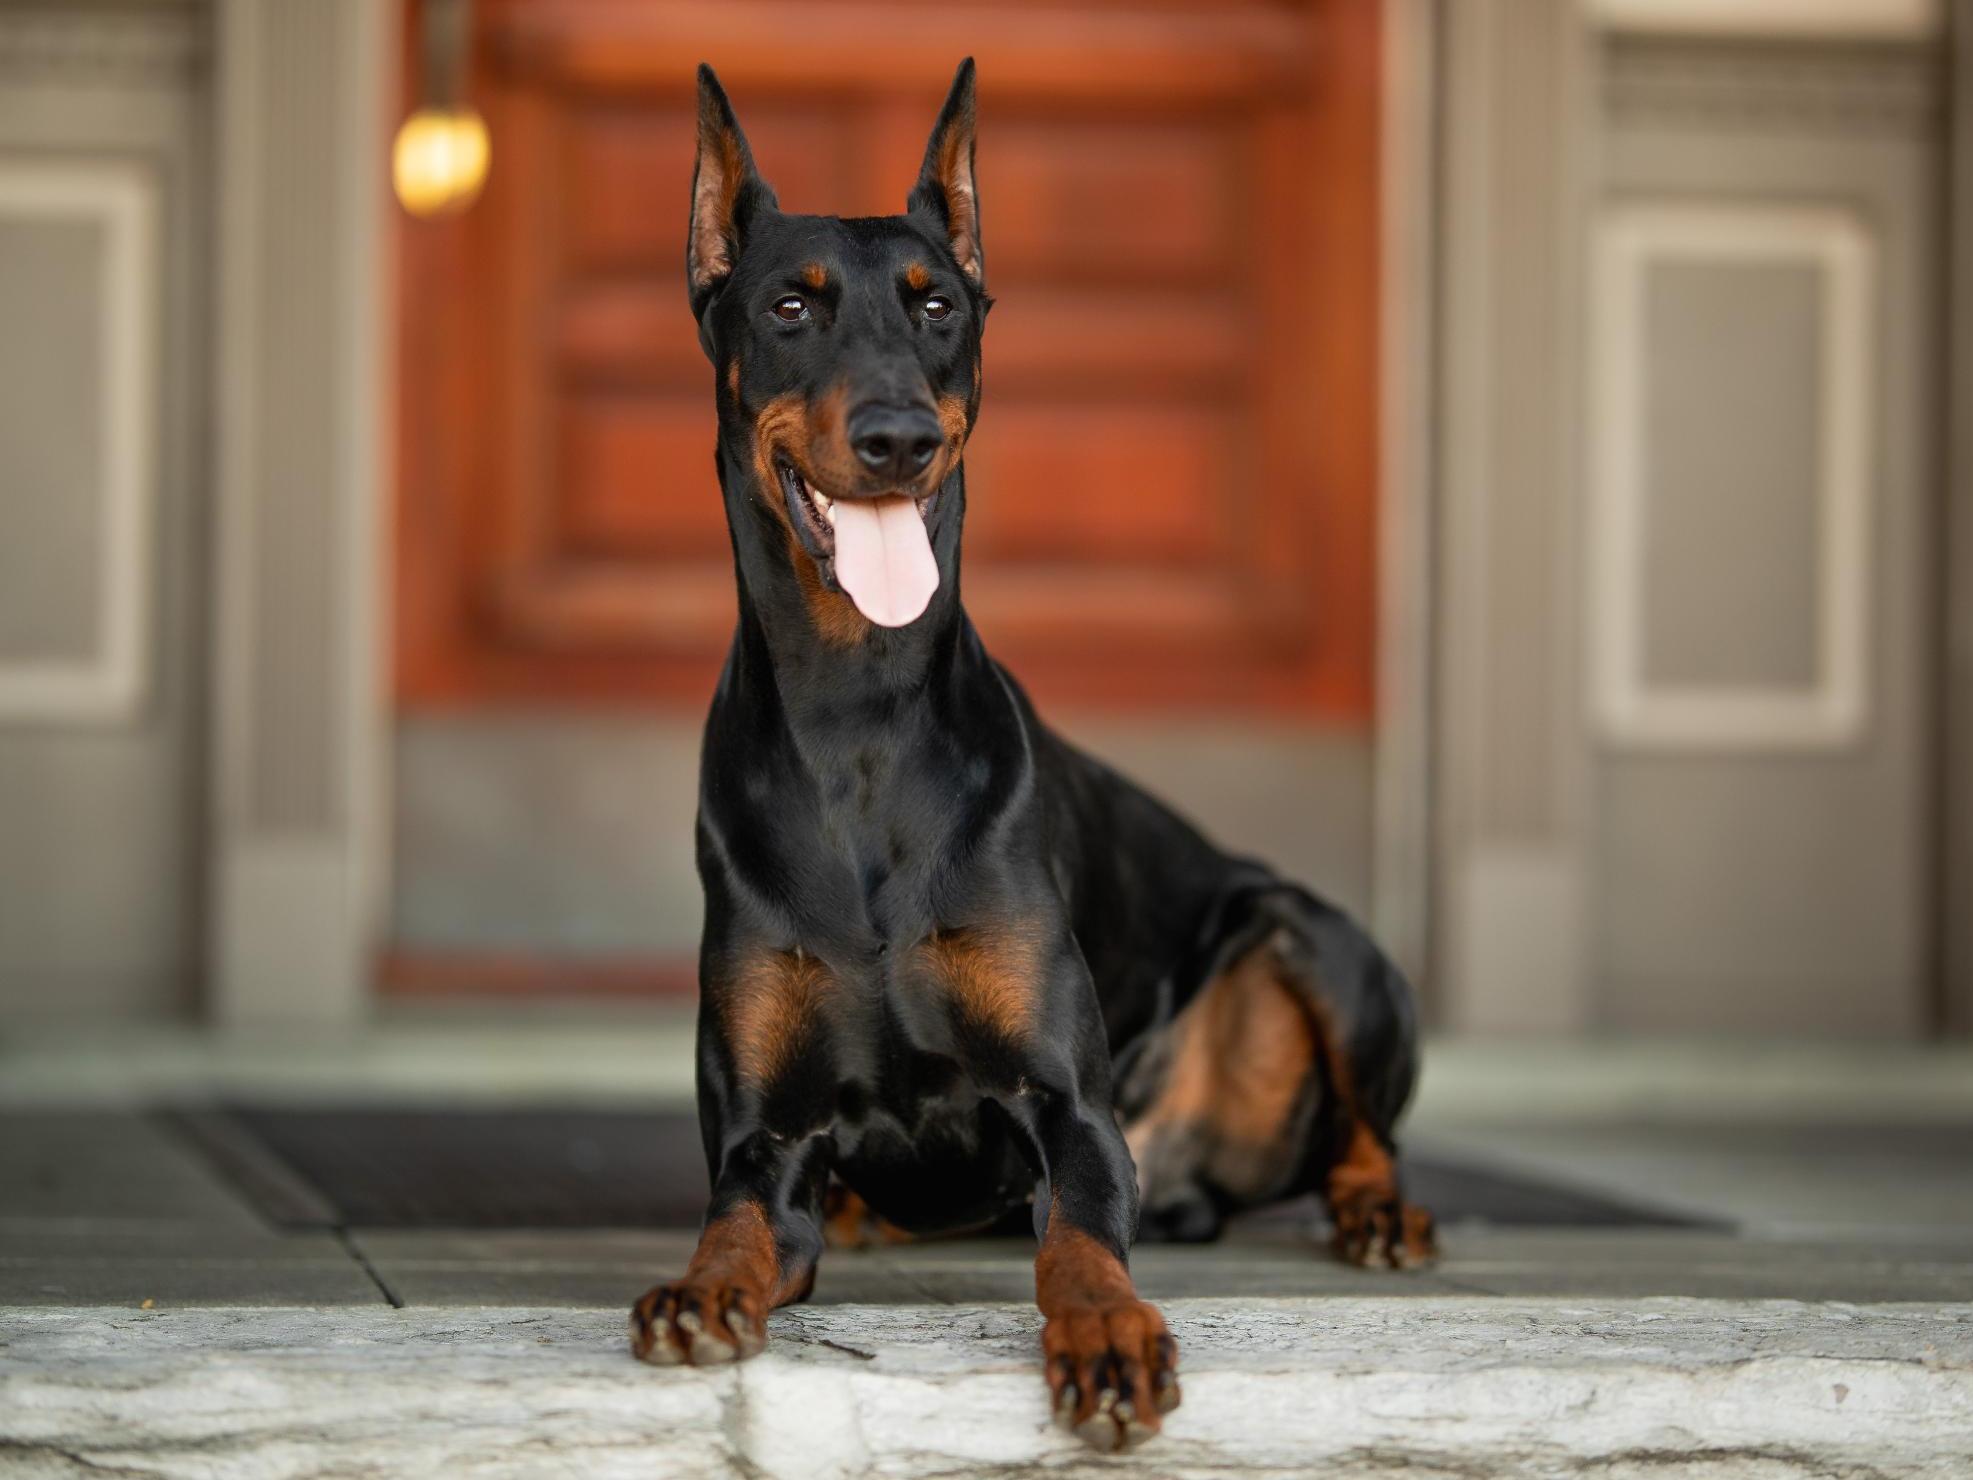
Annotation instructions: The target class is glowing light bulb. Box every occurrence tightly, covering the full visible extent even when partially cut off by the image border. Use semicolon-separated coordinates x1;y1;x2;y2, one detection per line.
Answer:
393;106;489;218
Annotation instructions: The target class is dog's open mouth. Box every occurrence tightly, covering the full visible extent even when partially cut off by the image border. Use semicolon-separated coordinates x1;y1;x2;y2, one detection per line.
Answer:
777;457;940;628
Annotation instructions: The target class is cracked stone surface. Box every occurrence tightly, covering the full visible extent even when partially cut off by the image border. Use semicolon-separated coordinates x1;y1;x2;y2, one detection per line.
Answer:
3;1298;1970;1478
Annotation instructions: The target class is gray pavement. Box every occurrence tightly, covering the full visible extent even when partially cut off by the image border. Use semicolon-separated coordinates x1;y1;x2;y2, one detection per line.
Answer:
4;1107;1971;1311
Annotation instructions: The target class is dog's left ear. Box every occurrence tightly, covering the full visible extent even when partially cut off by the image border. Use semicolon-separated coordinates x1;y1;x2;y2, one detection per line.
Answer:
908;58;983;287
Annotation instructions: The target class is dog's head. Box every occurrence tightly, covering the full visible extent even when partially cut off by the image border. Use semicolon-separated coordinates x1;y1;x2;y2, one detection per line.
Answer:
689;60;987;637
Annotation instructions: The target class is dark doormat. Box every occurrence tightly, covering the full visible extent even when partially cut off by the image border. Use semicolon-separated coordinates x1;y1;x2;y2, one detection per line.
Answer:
165;1107;1722;1232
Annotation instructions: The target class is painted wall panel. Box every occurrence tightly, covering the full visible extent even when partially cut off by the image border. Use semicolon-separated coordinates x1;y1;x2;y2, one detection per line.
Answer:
1588;37;1939;1036
1640;259;1822;691
0;8;209;1021
0;218;106;667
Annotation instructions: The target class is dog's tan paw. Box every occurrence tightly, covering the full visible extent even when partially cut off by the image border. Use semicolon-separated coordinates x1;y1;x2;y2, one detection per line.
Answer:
1331;1192;1439;1270
630;1279;769;1365
1044;1299;1178;1451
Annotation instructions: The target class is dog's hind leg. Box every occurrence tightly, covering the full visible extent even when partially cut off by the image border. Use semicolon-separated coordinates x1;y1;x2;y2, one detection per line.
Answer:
820;1178;916;1249
1321;1110;1438;1268
1269;891;1438;1269
1120;937;1323;1241
1120;885;1436;1268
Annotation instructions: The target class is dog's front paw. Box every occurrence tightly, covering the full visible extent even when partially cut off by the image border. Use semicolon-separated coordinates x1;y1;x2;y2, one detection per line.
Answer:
1043;1299;1179;1451
1331;1191;1438;1270
630;1279;768;1365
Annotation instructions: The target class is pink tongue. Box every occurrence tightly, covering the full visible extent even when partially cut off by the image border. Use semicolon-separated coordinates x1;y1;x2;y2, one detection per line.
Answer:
830;494;939;627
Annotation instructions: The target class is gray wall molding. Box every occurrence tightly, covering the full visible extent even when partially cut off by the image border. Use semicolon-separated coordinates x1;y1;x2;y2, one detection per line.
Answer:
1605;35;1944;135
1587;201;1877;753
0;156;159;724
0;5;208;88
1588;0;1943;45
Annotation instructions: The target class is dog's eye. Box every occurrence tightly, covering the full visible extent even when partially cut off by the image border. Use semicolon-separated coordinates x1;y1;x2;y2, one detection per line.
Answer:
773;296;809;323
922;296;951;323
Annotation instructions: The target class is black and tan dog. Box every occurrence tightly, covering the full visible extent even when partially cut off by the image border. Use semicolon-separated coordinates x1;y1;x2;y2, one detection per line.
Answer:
630;59;1435;1450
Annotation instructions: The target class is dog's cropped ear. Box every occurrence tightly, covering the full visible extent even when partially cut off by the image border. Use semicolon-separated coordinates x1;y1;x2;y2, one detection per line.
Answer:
908;58;983;287
688;64;775;316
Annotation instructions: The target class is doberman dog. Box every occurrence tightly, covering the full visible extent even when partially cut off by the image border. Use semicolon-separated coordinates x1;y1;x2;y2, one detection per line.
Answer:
630;59;1436;1450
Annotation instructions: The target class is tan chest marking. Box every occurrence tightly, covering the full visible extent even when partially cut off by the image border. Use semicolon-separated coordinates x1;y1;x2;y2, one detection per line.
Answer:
725;948;836;1087
917;925;1042;1040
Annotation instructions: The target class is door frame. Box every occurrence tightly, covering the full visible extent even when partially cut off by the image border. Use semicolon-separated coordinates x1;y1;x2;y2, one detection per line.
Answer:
1947;0;1973;1036
206;0;397;1025
1372;0;1441;996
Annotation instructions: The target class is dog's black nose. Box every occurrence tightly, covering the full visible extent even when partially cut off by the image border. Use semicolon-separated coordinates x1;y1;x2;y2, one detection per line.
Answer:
848;404;942;482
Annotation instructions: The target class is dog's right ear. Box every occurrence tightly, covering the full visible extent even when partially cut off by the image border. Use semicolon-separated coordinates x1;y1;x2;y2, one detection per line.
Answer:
688;64;774;318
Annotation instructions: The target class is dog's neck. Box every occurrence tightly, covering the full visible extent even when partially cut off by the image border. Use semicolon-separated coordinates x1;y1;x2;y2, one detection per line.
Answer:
717;446;978;736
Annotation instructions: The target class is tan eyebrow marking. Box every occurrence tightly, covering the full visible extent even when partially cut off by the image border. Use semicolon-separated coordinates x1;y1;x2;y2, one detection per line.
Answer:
801;262;828;290
903;262;931;292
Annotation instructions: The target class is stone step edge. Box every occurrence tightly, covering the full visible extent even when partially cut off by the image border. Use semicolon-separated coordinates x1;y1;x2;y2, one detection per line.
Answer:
3;1299;1970;1479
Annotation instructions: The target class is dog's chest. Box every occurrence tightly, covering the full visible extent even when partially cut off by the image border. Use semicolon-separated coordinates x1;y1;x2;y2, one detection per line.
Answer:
806;738;987;935
828;1045;1031;1234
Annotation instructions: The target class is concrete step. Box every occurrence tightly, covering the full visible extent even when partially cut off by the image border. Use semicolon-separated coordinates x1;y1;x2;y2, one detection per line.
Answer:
3;1298;1969;1478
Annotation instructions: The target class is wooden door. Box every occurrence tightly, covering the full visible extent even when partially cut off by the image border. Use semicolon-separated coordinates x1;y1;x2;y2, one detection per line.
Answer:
397;0;1381;716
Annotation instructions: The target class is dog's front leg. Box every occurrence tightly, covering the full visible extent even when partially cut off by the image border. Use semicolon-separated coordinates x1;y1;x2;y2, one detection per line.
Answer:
630;1129;828;1366
1023;1092;1182;1450
632;942;838;1364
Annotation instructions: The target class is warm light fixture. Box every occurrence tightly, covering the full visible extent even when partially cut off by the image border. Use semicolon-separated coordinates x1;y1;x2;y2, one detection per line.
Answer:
393;0;487;218
394;106;489;217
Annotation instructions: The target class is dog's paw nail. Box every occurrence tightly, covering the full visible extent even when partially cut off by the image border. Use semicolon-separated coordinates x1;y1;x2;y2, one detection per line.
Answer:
1119;1408;1158;1447
1074;1414;1123;1452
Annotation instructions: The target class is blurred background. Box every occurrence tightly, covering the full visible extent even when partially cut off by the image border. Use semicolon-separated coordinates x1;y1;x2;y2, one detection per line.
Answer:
1;0;1969;1056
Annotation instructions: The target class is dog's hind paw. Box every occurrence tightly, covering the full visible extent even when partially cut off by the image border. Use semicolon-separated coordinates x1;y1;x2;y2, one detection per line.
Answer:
630;1279;769;1365
1329;1192;1439;1270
